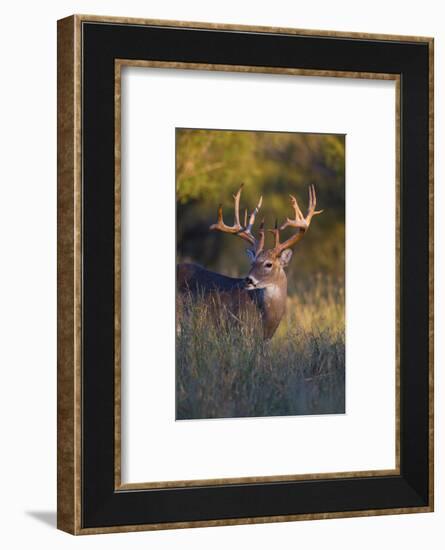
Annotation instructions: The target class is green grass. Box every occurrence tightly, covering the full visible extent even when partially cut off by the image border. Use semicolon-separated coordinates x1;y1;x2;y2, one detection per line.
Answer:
176;275;345;420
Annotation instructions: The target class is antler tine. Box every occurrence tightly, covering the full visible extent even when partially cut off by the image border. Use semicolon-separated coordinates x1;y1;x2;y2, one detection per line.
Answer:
274;185;323;254
255;218;265;256
209;184;262;248
232;185;242;227
247;196;263;232
216;204;224;224
279;193;305;231
268;218;280;249
239;195;263;247
209;184;243;233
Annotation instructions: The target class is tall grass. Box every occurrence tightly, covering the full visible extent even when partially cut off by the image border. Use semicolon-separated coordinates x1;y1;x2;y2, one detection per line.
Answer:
176;275;345;420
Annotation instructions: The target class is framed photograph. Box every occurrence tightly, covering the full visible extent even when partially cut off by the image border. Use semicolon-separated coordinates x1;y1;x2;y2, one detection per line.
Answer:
57;15;434;534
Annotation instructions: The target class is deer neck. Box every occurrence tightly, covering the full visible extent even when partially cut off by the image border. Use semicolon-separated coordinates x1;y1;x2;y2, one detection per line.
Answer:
260;272;287;339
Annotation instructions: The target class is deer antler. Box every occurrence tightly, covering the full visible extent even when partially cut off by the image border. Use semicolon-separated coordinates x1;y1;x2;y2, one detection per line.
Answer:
270;185;323;254
209;184;264;256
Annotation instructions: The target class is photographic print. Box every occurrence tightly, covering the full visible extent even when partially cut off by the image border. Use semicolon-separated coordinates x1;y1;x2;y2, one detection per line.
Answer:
176;128;345;420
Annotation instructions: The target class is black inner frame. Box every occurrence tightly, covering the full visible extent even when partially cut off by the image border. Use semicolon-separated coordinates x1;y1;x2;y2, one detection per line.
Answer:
81;22;431;528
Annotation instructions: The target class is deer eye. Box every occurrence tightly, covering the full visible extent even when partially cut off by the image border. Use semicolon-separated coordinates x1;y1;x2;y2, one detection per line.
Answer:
264;262;273;268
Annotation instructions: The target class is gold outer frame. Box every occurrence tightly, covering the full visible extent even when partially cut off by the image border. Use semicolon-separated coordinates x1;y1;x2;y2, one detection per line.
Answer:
57;14;434;535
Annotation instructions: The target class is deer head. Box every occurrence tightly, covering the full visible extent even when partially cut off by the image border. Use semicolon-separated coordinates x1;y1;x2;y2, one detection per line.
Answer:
210;184;323;291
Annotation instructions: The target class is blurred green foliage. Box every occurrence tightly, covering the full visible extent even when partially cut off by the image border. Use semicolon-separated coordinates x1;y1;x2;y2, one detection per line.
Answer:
176;129;345;293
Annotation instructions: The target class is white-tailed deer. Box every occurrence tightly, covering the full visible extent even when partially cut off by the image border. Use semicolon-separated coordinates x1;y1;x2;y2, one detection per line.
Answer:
177;184;323;339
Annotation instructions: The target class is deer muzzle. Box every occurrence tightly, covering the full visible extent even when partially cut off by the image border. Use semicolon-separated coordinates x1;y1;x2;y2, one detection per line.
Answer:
245;276;258;290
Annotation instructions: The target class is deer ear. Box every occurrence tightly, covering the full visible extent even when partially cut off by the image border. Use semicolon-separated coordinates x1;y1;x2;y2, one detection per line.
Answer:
246;249;256;263
279;249;293;267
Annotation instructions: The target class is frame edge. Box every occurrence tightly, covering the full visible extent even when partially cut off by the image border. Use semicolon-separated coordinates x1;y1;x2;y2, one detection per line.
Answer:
57;14;82;535
75;506;432;535
72;13;434;43
428;36;434;513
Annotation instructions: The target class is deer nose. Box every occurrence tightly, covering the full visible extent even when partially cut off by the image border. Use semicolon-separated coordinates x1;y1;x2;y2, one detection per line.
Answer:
245;277;257;288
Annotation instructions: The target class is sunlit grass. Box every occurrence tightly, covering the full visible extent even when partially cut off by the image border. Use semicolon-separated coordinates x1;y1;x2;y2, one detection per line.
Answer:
176;275;345;420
